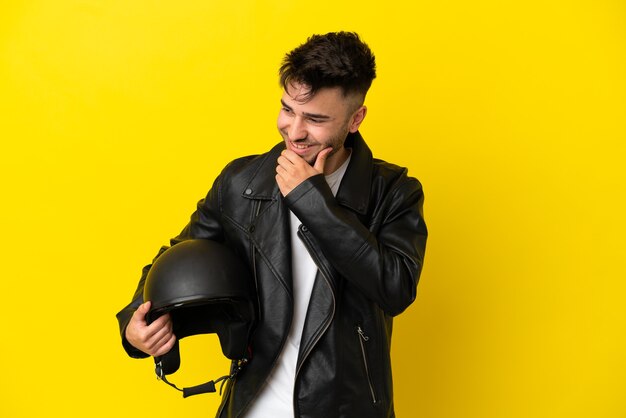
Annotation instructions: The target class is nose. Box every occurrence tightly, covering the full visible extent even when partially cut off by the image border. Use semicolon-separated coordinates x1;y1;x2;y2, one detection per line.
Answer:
287;116;307;141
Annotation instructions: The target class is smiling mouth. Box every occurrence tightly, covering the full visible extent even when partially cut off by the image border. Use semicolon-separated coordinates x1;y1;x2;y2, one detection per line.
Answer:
291;142;313;149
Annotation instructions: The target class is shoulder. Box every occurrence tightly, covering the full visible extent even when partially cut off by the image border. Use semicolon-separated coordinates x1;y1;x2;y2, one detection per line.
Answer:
210;142;283;204
370;157;424;197
218;143;282;183
365;158;426;229
221;153;266;177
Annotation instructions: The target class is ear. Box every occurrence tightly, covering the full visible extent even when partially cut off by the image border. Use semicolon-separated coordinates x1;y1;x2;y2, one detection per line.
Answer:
349;106;367;133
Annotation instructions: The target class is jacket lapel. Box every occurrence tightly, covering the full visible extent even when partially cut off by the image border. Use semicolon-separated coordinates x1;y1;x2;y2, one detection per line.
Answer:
241;142;293;297
334;132;373;218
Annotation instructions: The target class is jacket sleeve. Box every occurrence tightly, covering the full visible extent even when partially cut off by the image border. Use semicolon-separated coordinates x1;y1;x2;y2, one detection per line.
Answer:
115;172;226;358
284;171;427;317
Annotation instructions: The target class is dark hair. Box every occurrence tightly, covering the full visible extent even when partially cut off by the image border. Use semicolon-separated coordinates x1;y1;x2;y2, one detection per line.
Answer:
279;32;376;102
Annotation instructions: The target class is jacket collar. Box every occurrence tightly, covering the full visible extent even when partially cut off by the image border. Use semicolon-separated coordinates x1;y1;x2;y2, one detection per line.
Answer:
335;132;372;215
242;132;372;215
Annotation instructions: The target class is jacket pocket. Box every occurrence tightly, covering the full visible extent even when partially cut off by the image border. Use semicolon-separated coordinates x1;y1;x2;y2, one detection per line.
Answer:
356;325;379;405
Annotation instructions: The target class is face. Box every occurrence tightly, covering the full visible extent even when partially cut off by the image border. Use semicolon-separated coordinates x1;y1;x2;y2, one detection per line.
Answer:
277;82;366;168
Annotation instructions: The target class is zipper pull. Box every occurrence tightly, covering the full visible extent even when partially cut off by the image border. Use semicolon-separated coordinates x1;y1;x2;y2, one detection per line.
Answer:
357;325;369;341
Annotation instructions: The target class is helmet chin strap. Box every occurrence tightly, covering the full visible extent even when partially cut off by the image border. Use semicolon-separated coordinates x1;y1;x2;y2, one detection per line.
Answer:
155;358;249;398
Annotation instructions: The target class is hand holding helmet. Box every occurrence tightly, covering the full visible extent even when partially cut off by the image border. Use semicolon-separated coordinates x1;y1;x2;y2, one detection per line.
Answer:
125;301;176;357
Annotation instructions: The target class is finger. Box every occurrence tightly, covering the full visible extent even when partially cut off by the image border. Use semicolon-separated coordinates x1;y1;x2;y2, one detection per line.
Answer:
276;156;294;173
153;333;177;357
148;315;172;338
135;317;167;347
148;325;174;353
142;312;171;341
134;301;151;319
281;149;304;165
275;164;288;178
279;153;304;171
150;312;172;329
313;147;333;173
129;302;151;328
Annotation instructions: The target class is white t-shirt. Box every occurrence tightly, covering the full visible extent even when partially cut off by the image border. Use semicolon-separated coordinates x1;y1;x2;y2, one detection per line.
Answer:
243;152;352;417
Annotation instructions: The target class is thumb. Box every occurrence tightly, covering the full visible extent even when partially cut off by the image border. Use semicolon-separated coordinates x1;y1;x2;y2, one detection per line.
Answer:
134;301;151;322
314;147;333;173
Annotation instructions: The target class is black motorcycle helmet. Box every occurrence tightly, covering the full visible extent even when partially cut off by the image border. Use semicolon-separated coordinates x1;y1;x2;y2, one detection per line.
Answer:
143;239;256;397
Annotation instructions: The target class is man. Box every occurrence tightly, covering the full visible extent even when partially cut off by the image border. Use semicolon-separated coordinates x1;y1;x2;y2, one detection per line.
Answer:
117;31;427;417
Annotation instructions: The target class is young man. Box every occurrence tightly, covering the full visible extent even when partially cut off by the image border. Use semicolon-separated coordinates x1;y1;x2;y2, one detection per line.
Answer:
117;32;427;417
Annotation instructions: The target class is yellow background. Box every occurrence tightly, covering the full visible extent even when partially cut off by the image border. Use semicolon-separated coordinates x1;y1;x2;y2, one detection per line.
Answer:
1;0;624;417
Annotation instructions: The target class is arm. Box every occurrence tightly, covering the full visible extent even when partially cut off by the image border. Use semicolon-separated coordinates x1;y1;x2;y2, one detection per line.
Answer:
285;170;427;317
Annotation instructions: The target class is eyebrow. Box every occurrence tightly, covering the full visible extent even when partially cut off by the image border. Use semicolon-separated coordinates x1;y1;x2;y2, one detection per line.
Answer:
281;99;332;120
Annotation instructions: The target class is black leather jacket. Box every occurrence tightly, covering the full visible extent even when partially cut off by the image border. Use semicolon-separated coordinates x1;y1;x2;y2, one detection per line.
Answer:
117;132;427;418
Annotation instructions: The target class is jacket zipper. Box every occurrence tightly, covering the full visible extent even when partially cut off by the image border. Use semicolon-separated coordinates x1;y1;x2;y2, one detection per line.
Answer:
294;266;336;378
250;200;263;324
294;227;336;415
357;325;378;404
